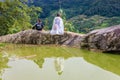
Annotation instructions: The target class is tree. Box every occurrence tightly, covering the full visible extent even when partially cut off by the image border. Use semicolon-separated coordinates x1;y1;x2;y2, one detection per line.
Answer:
0;0;41;35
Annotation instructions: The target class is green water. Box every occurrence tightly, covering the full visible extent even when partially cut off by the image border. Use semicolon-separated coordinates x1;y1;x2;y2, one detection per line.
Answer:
0;44;120;80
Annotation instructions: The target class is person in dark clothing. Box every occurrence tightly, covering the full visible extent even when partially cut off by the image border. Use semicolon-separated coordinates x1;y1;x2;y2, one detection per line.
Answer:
32;18;44;31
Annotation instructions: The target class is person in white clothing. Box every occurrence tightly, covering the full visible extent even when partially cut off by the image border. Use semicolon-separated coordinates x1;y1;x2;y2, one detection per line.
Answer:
54;58;64;75
50;13;64;35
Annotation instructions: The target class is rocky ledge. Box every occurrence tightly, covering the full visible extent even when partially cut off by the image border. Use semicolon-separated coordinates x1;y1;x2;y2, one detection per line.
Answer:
0;30;84;47
80;25;120;52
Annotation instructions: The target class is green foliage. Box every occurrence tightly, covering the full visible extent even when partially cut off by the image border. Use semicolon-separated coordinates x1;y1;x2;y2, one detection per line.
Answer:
58;9;76;32
0;52;9;78
0;0;119;34
43;18;49;30
45;9;77;32
0;43;5;47
64;22;76;32
28;5;42;25
69;15;120;33
34;58;44;68
0;0;41;35
29;0;120;33
84;0;120;17
47;9;120;33
30;0;120;19
31;0;60;18
83;49;120;76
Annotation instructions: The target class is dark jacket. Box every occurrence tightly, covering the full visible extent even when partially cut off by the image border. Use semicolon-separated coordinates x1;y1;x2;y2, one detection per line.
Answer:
32;22;44;31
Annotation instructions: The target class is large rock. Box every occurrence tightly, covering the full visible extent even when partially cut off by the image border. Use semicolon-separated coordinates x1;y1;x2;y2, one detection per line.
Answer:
0;30;84;47
80;25;120;52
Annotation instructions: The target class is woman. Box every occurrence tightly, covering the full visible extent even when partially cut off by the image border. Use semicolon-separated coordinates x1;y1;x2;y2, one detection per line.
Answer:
54;58;64;75
50;13;64;35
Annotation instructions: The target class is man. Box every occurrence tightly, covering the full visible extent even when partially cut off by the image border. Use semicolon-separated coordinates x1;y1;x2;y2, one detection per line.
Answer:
32;18;44;31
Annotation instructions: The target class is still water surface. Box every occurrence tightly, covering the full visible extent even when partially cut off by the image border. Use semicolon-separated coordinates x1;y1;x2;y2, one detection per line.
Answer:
0;44;120;80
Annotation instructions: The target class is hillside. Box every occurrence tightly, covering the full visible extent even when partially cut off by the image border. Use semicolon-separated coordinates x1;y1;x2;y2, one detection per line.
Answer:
31;0;120;18
29;0;120;34
69;15;120;33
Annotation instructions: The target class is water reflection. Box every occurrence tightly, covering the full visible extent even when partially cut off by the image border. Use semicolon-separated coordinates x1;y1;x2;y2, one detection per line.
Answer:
2;57;120;80
82;50;120;76
54;57;64;75
34;58;45;68
0;53;9;80
2;59;42;80
0;44;120;80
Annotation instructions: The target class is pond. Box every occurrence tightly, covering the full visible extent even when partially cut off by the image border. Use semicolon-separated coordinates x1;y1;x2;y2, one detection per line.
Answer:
0;44;120;80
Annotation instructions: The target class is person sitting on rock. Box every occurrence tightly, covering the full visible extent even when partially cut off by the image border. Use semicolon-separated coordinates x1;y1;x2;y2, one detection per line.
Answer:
32;18;44;31
50;13;64;35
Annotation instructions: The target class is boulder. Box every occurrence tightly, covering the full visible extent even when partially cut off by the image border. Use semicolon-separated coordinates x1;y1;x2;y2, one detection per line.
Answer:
0;30;84;47
80;25;120;52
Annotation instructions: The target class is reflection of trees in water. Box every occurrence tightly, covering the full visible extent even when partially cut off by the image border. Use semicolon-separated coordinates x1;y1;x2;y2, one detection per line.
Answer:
34;58;45;68
54;57;64;75
83;50;120;76
0;53;9;80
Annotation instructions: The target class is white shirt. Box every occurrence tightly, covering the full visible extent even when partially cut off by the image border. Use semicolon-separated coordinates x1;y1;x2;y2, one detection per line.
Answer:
50;17;64;35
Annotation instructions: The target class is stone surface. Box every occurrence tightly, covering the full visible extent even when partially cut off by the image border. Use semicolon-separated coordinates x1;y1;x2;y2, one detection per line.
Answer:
0;29;84;47
80;25;120;52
